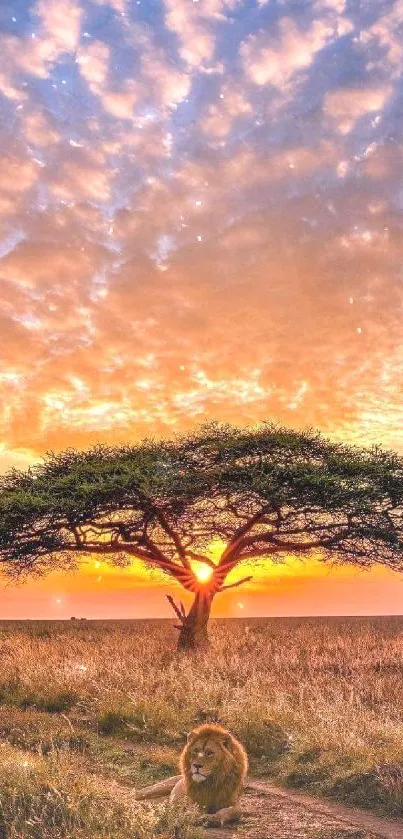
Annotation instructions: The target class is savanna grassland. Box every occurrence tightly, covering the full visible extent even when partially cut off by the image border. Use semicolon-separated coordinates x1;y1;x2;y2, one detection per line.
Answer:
0;616;401;838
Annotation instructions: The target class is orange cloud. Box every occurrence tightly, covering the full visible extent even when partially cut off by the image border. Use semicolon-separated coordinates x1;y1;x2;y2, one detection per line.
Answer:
0;0;402;470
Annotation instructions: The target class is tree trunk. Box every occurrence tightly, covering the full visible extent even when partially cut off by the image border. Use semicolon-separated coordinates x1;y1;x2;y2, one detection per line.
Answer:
176;589;214;652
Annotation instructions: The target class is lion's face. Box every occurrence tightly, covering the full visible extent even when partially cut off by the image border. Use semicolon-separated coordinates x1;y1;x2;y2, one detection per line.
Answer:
187;735;225;783
180;724;248;811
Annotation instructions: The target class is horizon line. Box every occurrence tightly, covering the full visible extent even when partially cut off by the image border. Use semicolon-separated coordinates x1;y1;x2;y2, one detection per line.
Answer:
1;614;402;622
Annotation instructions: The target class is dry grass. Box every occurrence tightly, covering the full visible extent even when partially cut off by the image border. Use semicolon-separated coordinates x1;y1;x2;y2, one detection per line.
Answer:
0;742;202;839
0;616;401;835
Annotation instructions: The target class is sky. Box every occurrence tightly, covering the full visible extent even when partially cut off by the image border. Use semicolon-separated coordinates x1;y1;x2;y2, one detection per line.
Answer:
1;0;403;618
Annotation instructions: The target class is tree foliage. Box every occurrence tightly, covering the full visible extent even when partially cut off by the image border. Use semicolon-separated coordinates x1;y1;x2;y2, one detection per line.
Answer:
1;422;403;599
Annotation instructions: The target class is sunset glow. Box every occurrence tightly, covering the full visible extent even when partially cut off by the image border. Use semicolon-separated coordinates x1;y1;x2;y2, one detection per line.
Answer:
1;0;403;617
192;563;214;584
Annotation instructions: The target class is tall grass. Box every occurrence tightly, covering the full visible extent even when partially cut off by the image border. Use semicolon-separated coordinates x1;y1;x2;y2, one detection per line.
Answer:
0;744;202;838
0;616;401;827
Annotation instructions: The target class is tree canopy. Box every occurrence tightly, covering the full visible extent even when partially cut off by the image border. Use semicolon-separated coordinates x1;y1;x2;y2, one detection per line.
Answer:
1;422;403;646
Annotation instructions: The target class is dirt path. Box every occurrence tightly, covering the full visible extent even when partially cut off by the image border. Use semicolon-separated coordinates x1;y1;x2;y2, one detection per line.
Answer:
205;780;403;839
97;772;402;839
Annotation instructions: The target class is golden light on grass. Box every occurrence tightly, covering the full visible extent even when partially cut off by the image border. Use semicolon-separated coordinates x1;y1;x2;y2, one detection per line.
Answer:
0;618;402;824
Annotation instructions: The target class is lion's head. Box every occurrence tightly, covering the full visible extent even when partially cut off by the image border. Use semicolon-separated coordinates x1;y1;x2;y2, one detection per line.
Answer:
180;724;248;813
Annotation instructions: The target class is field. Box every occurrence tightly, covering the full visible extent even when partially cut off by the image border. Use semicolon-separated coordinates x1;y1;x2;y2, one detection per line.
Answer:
0;616;401;838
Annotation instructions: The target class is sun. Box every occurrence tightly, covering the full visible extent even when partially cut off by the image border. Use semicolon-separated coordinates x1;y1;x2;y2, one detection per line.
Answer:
192;562;214;583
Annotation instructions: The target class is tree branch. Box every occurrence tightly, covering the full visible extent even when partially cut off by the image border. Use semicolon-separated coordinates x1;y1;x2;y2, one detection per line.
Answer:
218;504;274;566
72;526;82;548
213;529;351;589
166;595;186;624
136;491;191;570
218;575;253;592
63;541;196;589
154;509;191;569
226;527;351;561
63;542;152;560
185;550;216;568
166;595;194;626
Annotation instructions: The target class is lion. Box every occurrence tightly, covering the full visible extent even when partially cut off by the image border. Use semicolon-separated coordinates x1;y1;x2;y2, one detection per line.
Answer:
135;723;248;827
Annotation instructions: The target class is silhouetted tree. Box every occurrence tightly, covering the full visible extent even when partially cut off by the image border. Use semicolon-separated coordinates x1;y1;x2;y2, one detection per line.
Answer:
1;422;403;649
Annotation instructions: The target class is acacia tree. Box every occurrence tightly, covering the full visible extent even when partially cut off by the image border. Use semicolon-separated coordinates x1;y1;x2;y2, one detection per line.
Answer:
1;422;403;650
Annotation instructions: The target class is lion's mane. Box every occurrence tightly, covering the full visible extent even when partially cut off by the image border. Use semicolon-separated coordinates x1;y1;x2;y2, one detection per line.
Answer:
179;723;248;814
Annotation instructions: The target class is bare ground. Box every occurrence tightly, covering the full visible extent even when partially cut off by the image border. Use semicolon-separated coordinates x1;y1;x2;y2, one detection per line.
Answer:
103;773;403;839
205;781;403;839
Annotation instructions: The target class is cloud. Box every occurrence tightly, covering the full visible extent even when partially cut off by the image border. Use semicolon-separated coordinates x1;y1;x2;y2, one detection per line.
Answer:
36;0;82;53
23;109;61;147
0;445;37;474
91;0;128;13
163;0;237;68
100;80;139;119
324;85;392;134
77;40;139;119
140;51;191;109
0;155;38;221
51;161;112;202
313;0;347;11
0;0;402;470
241;17;338;89
363;2;403;77
0;34;54;83
0;69;27;102
76;28;190;120
0;0;82;93
76;40;110;92
201;84;251;140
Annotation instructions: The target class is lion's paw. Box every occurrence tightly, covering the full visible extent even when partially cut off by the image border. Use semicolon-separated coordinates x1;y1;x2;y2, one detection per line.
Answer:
204;813;224;827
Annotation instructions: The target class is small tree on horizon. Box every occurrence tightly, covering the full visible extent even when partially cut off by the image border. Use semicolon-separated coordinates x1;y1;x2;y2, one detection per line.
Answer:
1;422;403;650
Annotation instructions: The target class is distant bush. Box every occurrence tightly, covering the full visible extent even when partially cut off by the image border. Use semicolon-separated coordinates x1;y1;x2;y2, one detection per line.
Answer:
98;710;128;737
0;680;77;714
36;691;78;714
